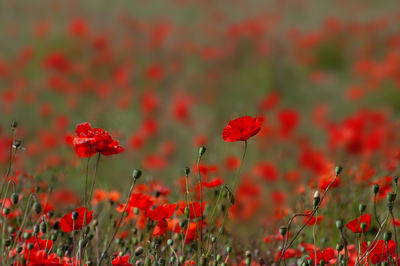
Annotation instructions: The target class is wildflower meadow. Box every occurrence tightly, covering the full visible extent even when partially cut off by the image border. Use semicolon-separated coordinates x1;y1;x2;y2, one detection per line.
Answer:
1;0;400;265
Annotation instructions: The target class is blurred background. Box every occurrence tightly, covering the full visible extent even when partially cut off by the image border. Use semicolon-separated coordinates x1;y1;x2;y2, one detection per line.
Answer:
0;0;400;207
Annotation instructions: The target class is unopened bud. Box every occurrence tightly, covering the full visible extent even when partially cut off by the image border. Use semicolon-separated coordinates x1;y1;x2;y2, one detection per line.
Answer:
279;226;287;236
335;166;343;176
358;203;366;213
199;146;206;157
132;169;142;181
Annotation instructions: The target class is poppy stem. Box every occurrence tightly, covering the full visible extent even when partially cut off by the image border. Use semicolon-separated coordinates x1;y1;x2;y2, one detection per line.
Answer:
313;210;318;266
390;210;399;263
374;193;381;227
99;177;137;264
278;167;341;264
88;152;101;206
196;148;205;258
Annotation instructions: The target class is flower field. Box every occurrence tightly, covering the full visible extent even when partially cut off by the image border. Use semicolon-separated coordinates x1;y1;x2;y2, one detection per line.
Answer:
1;0;400;265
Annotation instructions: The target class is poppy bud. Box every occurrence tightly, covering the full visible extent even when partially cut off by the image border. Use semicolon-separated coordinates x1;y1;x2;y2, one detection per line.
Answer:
184;207;190;218
336;243;343;252
387;192;396;203
184;167;190;176
11;193;19;205
23;232;31;240
320;260;325;266
72;211;79;221
51;233;58;241
335;219;344;230
56;248;64;257
12;140;22;149
27;243;34;250
40;222;47;233
167;239;173;246
372;184;380;194
216;254;222;262
33;225;40;234
53;221;60;230
134;207;139;215
245;250;252;258
279;226;287;236
199;146;206;157
2;208;10;216
335;166;343;176
313;191;320;208
384;231;392;242
132;169;142;181
211;236;216;243
134;246;144;256
226;246;232;253
16;246;22;253
179;256;185;264
3;239;11;247
360;222;367;232
170;257;176;263
10;120;18;129
33;202;42;214
358;203;366;213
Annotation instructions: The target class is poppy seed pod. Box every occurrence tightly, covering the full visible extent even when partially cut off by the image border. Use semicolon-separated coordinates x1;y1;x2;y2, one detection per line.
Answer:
33;202;42;214
335;166;343;176
387;192;396;203
27;243;34;250
72;211;79;221
395;176;399;184
279;226;287;236
11;193;19;205
372;184;380;194
132;169;142;181
184;167;190;176
358;203;366;213
3;239;11;247
320;259;325;266
199;146;206;157
335;219;344;230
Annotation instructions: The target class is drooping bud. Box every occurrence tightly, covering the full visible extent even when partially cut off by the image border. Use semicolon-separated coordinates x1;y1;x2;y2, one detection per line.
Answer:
11;193;19;205
134;246;144;256
313;191;320;208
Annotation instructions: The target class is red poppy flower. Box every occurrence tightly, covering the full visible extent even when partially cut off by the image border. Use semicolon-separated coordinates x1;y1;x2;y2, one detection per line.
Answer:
148;203;177;220
362;240;397;264
59;207;93;232
222;116;262;142
112;254;132;266
275;248;302;261
179;201;206;219
72;122;124;158
307;248;335;265
345;214;371;233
